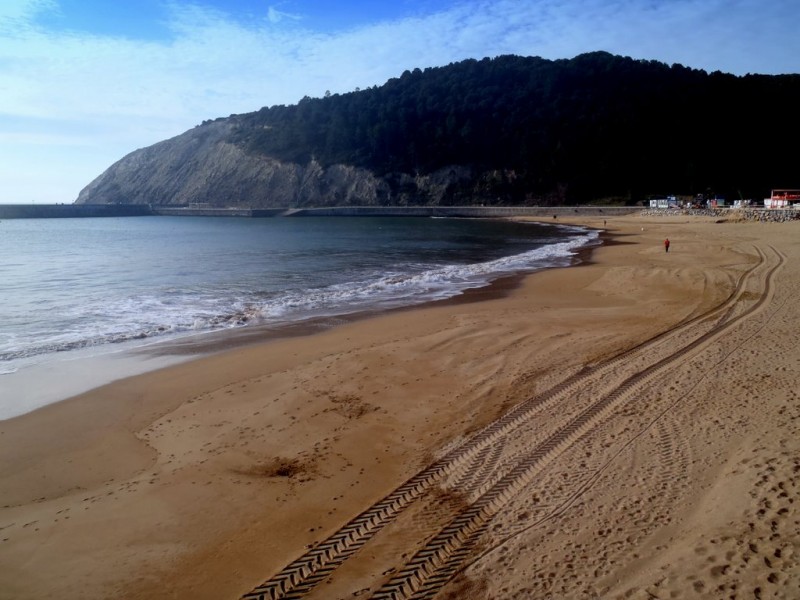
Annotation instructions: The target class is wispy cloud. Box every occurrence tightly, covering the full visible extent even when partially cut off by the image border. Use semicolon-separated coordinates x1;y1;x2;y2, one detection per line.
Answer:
267;4;302;25
0;0;53;25
0;0;797;203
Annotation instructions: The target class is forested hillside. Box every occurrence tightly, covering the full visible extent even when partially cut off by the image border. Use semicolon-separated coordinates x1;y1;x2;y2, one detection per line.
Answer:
79;52;800;207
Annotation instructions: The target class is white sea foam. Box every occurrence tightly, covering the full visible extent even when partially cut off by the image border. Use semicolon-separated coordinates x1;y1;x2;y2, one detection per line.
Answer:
257;229;598;320
0;218;599;373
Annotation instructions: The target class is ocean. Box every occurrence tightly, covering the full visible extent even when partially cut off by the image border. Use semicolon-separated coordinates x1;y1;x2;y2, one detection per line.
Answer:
0;215;599;416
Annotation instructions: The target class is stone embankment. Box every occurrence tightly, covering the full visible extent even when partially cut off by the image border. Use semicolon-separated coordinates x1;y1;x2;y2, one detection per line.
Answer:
642;208;800;223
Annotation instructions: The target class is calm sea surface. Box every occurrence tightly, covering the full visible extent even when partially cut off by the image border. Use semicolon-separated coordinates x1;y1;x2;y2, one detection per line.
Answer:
0;216;598;377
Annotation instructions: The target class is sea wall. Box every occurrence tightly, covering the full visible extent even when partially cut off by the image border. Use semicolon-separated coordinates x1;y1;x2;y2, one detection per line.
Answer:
0;204;641;219
150;207;289;217
274;206;640;218
0;204;150;219
8;204;793;222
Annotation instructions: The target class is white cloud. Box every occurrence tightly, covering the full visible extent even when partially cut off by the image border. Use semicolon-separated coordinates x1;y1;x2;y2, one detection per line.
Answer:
0;0;55;24
267;5;302;24
0;0;797;203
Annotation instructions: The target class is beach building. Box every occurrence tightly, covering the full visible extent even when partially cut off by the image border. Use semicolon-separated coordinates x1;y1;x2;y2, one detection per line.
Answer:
648;195;678;209
764;189;800;209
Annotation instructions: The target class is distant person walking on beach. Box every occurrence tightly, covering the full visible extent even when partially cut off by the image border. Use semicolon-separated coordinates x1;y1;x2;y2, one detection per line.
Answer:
664;238;670;253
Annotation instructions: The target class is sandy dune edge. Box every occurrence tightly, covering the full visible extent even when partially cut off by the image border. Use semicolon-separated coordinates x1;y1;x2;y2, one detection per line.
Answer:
1;214;798;600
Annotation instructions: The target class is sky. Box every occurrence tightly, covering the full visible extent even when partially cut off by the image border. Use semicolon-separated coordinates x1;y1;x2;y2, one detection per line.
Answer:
0;0;798;204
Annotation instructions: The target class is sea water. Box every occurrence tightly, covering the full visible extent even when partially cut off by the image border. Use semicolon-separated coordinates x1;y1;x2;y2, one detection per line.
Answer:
0;215;598;416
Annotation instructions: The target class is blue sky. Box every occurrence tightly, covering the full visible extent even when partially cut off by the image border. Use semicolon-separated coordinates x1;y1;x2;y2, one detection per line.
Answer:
1;0;798;204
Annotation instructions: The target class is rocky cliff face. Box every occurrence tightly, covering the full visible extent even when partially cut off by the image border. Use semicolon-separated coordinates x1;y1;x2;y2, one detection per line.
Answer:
75;120;475;207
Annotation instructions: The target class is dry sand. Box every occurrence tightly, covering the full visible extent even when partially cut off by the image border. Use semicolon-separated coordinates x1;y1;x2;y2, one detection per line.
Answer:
1;213;798;600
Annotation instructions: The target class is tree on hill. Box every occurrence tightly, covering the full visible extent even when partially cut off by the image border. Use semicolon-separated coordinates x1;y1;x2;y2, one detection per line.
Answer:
225;52;799;204
83;52;800;207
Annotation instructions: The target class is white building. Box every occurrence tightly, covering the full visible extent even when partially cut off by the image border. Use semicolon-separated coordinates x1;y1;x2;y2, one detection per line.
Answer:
764;189;800;209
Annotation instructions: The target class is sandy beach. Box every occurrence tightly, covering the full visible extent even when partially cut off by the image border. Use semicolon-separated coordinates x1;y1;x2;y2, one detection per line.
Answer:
1;212;799;600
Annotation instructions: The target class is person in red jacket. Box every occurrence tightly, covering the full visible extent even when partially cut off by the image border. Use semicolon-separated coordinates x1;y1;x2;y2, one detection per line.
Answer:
664;238;670;253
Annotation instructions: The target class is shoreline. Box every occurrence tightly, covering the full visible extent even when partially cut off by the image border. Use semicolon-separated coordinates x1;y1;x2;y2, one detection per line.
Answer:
131;220;603;359
0;272;532;421
2;213;799;599
1;221;599;420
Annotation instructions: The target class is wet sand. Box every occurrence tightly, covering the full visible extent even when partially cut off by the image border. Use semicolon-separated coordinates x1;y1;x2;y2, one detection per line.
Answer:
1;212;798;599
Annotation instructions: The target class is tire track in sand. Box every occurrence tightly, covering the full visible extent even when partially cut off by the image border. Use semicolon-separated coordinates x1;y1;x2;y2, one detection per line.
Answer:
241;245;781;600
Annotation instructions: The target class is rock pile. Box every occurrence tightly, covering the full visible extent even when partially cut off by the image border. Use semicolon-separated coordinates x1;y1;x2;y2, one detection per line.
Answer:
641;208;800;222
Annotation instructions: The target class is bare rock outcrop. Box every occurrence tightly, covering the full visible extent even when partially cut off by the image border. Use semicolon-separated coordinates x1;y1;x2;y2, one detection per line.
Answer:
75;120;474;207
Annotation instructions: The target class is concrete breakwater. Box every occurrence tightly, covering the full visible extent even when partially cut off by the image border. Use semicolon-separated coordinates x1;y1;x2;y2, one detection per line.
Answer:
13;204;796;221
0;204;640;219
278;206;639;218
0;204;151;219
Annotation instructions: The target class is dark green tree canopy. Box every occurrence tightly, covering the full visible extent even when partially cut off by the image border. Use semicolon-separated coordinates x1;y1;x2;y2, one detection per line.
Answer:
225;52;799;204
